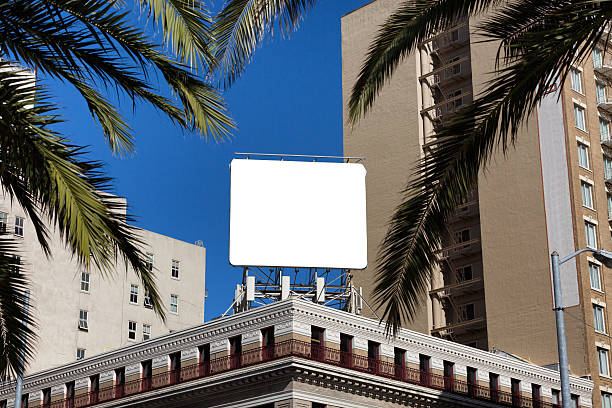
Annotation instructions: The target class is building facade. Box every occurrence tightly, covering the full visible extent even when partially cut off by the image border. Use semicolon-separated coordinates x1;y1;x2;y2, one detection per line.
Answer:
342;1;612;406
0;194;206;374
0;300;593;408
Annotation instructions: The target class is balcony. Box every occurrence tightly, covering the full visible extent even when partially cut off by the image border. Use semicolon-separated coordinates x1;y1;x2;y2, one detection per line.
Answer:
420;56;472;87
42;339;575;408
429;277;484;297
439;238;481;260
595;64;612;80
427;23;470;53
431;316;487;336
421;91;473;122
598;98;612;114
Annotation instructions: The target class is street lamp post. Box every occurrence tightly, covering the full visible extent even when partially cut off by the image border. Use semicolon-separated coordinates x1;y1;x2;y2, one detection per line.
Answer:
551;248;612;408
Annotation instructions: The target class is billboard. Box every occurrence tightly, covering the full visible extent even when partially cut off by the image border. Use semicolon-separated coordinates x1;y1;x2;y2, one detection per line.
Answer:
229;158;367;269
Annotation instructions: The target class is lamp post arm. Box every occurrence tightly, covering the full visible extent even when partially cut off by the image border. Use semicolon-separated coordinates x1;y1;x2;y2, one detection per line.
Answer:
559;248;595;265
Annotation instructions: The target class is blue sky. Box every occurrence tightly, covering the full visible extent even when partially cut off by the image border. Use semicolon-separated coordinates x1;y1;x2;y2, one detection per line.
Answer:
45;0;372;320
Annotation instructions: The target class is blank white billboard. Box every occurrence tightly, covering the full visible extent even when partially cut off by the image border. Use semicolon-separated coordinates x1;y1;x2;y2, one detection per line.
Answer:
229;159;367;269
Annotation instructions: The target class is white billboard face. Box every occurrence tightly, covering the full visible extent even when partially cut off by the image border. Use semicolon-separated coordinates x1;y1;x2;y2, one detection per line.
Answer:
229;159;367;269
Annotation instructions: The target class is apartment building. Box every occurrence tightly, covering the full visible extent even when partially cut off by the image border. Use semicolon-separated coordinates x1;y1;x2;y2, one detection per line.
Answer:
0;194;206;374
342;1;612;406
0;299;593;408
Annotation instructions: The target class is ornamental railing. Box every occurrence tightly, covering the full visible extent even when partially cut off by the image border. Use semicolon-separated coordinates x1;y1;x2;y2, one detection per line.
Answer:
43;340;569;408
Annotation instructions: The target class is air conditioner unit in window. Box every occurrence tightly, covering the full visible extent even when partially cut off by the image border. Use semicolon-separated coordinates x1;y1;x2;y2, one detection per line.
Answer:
78;320;88;331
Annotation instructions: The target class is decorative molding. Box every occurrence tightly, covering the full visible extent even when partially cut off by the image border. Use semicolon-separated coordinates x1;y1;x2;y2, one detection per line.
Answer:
50;384;64;397
28;391;42;403
353;337;368;350
455;364;467;377
180;348;198;362
499;376;511;388
380;343;394;358
75;377;89;390
153;355;170;369
125;363;141;377
431;357;444;371
211;339;229;354
405;350;419;364
99;370;115;384
242;330;262;345
325;328;340;344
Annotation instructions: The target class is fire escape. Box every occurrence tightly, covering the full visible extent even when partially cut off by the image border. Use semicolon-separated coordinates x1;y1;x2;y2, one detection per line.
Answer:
418;21;488;349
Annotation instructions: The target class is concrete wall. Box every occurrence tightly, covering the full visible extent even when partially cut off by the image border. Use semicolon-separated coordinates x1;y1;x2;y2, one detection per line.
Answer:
1;194;206;374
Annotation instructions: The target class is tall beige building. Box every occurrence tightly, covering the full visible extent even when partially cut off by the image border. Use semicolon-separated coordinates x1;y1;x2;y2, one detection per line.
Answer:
2;194;206;374
342;1;612;406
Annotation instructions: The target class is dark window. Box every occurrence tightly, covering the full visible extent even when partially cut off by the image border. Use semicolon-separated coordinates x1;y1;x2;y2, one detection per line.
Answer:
368;341;380;373
552;389;560;408
199;344;210;376
571;394;579;408
230;336;242;369
419;354;431;386
115;367;125;398
90;374;99;405
394;348;406;380
489;373;499;402
443;361;454;391
142;359;152;390
21;394;28;408
467;367;477;397
66;381;75;407
312;404;326;408
340;334;353;368
42;388;51;408
169;352;181;384
262;327;275;360
531;384;541;408
311;327;325;361
511;378;521;407
0;400;6;408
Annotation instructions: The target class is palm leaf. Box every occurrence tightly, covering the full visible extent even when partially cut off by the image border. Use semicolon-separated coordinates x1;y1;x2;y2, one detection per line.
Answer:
368;0;612;333
212;0;316;86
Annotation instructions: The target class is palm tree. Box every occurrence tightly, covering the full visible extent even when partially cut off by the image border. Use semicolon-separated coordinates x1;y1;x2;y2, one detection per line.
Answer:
213;0;612;332
0;0;235;376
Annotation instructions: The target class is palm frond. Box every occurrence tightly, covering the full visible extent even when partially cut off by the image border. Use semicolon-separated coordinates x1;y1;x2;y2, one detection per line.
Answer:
0;239;35;378
348;0;501;125
137;0;216;69
212;0;316;87
372;0;612;333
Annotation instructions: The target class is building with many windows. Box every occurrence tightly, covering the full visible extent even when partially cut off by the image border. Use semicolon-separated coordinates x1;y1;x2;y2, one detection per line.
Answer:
0;194;206;374
0;300;593;408
342;0;612;406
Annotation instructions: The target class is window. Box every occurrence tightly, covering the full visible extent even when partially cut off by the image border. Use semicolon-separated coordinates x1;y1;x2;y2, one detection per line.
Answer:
145;253;154;271
532;384;541;408
14;216;24;237
78;310;88;331
459;303;475;320
311;326;325;360
76;348;85;360
591;263;602;291
10;255;20;275
170;294;178;313
229;335;242;369
456;265;473;282
582;182;594;208
447;88;463;111
490;373;499;402
586;221;598;248
128;321;136;340
42;388;51;407
598;83;608;104
143;324;151;340
0;212;7;233
602;118;611;141
594;304;606;333
394;347;406;379
144;291;152;308
367;340;380;373
340;333;353;367
602;392;612;408
598;347;610;376
571;395;579;408
552;389;561;408
262;326;275;360
571;69;582;93
578;143;590;168
80;272;90;292
443;361;455;392
595;48;603;68
467;367;477;397
609;195;612;219
575;104;586;131
419;354;431;386
130;284;138;304
606;157;612;180
171;259;179;279
511;378;521;407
